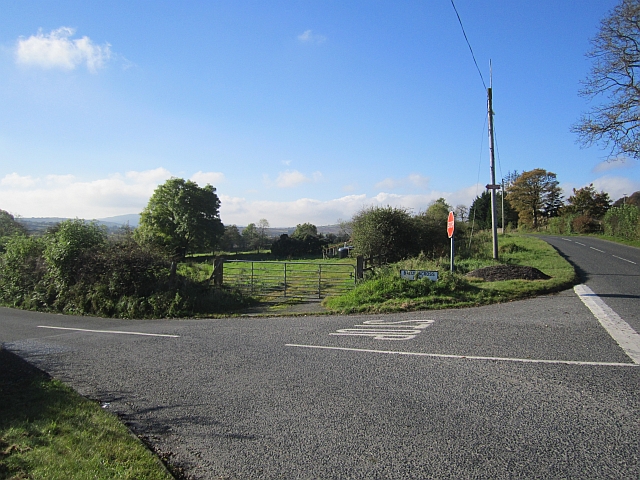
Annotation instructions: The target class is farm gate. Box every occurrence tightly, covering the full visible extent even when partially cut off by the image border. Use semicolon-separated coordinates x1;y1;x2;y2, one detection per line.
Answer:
219;260;357;299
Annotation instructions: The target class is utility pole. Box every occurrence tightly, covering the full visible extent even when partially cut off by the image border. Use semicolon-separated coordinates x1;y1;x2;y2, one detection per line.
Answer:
487;69;499;259
501;178;505;235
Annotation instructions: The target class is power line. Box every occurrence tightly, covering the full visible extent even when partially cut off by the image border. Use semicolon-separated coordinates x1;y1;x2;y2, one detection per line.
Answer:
450;0;487;90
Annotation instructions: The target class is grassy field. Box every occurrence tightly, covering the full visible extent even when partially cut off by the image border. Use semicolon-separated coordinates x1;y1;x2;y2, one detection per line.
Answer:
0;348;174;480
323;233;577;314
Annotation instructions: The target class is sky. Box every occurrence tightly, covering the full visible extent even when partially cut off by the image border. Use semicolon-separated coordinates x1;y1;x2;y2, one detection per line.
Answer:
1;0;639;227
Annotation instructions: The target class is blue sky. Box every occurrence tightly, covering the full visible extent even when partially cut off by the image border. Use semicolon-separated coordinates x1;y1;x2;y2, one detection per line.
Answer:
1;0;638;226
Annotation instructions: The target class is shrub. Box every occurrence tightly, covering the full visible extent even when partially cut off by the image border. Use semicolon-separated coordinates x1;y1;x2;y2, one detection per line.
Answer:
43;219;107;288
351;206;416;261
603;205;640;239
0;235;46;308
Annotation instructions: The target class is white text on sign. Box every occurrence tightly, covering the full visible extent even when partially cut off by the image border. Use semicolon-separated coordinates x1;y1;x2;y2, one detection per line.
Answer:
400;270;438;281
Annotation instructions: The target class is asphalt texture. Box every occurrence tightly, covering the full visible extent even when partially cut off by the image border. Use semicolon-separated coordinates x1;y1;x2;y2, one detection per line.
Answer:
1;235;638;479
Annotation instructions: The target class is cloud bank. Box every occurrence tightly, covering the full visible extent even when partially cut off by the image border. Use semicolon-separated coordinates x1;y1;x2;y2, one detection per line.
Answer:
2;167;636;227
15;27;111;73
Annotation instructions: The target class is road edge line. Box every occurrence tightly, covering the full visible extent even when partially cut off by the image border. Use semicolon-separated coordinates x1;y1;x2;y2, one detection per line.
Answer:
574;284;640;364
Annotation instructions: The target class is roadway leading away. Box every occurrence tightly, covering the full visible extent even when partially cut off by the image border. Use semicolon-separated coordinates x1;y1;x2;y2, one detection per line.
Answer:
1;236;639;479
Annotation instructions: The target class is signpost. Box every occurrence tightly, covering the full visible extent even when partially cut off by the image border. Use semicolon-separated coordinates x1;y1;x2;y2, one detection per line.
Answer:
447;211;455;272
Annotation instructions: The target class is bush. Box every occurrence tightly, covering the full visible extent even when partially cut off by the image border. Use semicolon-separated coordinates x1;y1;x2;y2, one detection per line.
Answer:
0;235;46;308
603;205;640;239
0;226;251;318
43;219;107;288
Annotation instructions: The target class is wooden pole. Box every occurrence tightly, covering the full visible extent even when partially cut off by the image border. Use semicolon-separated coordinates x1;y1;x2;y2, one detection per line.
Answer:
487;82;499;260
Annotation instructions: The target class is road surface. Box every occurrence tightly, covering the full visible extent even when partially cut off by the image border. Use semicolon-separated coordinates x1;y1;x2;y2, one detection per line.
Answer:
1;235;638;479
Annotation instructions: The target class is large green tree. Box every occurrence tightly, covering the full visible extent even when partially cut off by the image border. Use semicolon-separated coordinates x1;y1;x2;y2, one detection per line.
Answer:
573;0;640;159
506;169;563;229
135;178;224;259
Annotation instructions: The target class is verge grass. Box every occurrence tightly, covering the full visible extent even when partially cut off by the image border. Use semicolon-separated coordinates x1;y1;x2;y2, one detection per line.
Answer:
323;233;577;314
0;348;173;480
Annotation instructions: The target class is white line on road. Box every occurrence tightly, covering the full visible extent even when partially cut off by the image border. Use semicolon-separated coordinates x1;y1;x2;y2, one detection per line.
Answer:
38;326;180;338
575;242;586;246
590;247;605;253
285;344;638;367
561;238;572;242
574;284;640;364
612;255;637;265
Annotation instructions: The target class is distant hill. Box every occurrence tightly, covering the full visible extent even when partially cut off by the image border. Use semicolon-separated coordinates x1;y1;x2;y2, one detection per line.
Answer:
15;215;344;238
16;215;138;235
612;191;640;207
98;214;140;227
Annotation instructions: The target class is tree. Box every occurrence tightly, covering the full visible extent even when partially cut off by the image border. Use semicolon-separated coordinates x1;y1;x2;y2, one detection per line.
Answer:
220;225;242;252
573;0;640;159
135;178;224;260
350;206;415;261
291;223;318;239
454;204;469;223
469;191;518;230
0;209;28;253
506;169;563;229
242;223;259;252
566;184;612;218
0;209;27;239
257;218;270;251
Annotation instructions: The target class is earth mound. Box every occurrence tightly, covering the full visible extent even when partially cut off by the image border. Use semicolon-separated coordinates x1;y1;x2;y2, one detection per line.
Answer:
465;265;551;282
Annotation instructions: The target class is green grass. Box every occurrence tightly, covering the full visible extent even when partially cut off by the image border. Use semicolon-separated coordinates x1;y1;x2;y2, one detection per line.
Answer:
0;348;173;480
323;233;577;314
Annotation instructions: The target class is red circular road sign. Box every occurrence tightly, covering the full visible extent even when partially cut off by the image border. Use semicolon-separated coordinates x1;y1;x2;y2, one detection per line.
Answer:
447;211;455;238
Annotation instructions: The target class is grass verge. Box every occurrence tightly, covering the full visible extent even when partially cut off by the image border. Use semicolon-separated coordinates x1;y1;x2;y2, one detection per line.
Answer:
323;233;577;314
0;348;173;480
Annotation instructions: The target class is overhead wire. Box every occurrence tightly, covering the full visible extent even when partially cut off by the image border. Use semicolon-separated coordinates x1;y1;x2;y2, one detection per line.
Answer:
450;0;487;91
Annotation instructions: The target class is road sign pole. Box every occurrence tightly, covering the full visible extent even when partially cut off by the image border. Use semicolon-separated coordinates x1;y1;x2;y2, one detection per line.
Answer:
447;211;455;273
450;235;455;273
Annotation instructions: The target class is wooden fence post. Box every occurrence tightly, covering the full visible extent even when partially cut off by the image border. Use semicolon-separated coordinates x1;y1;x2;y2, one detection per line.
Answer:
212;257;224;286
356;255;364;279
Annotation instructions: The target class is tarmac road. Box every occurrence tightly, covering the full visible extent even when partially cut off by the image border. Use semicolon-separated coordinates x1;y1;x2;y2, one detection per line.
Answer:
1;235;639;479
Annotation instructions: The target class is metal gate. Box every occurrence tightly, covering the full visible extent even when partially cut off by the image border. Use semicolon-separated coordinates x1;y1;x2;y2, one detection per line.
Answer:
222;260;356;299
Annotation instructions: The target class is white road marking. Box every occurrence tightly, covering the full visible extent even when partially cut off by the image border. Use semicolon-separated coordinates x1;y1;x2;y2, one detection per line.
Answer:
612;255;637;265
575;242;586;246
329;319;434;340
561;238;572;242
590;247;605;253
574;284;640;364
285;344;638;367
38;326;180;338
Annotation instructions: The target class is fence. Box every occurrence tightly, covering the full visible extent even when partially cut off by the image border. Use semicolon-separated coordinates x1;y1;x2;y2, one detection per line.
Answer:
216;260;357;299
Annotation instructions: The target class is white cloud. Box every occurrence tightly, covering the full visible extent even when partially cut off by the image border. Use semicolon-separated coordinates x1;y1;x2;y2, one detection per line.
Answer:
408;174;430;188
15;27;111;73
590;175;640;202
276;170;309;187
190;171;225;186
218;183;484;227
0;168;173;218
0;168;486;228
375;173;430;190
265;170;323;188
1;172;37;188
592;158;636;173
375;177;402;190
297;29;327;44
